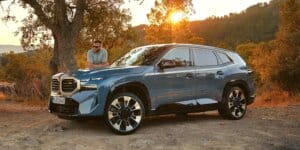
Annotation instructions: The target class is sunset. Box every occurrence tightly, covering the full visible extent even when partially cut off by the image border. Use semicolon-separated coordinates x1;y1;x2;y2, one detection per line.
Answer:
169;11;185;23
0;0;299;149
0;0;272;45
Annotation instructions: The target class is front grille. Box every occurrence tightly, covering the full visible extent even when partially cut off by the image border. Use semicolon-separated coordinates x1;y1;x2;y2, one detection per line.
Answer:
62;79;77;92
51;79;59;91
50;98;79;115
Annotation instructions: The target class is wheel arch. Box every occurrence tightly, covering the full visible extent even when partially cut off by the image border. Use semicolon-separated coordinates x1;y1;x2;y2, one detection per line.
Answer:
223;80;250;102
106;81;151;115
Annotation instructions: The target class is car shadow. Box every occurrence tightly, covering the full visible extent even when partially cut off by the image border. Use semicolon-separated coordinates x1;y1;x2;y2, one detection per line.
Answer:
59;111;222;134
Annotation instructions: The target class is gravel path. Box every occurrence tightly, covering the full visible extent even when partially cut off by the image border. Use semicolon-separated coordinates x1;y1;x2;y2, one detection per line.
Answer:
0;102;299;150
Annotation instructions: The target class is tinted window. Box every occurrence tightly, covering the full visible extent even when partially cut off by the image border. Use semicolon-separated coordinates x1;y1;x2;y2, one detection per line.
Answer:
193;49;218;66
161;47;191;67
111;46;169;67
217;52;232;64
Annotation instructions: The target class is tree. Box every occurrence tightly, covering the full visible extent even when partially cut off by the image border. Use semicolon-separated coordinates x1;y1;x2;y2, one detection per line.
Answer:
0;0;138;74
190;0;281;49
74;1;136;68
271;0;300;91
145;0;204;44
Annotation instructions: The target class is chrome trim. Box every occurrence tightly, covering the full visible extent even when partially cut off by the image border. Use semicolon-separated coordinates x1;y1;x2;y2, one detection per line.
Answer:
81;84;97;89
60;76;81;96
144;69;195;76
50;73;81;97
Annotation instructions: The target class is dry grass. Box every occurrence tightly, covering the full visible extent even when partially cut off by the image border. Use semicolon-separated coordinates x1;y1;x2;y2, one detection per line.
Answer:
251;85;300;107
0;94;47;113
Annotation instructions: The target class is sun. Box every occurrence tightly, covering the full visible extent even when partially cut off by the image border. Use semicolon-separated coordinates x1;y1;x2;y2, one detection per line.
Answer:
169;11;184;24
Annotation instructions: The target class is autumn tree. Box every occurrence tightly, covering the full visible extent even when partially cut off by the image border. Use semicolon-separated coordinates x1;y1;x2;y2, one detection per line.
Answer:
0;0;138;74
271;0;300;91
236;41;275;85
236;0;300;92
145;0;204;44
191;0;281;49
74;1;136;68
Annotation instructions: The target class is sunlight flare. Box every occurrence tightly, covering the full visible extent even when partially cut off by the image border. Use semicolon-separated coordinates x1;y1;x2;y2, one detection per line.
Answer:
169;11;184;24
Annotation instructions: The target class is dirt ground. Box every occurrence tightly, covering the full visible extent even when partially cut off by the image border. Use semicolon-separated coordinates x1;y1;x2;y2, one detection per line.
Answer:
0;101;299;150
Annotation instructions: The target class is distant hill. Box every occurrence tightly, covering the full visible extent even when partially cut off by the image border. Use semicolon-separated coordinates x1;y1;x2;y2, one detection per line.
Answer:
133;0;280;49
0;45;24;54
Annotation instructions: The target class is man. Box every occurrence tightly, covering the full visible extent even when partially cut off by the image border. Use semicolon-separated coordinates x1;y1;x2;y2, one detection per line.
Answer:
87;40;109;69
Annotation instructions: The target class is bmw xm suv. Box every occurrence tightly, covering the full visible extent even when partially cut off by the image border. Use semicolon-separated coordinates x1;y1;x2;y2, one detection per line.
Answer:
49;44;255;134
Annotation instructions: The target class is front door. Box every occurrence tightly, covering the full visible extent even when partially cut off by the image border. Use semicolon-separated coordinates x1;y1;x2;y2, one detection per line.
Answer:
146;47;196;108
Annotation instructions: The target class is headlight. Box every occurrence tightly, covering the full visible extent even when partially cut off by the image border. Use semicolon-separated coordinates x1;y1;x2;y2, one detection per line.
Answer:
80;79;90;82
80;77;103;82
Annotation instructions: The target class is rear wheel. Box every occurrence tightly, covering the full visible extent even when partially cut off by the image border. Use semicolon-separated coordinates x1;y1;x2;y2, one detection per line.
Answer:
105;92;145;134
218;86;247;120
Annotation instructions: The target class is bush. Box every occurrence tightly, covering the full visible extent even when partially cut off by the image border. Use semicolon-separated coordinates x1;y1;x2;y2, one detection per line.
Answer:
0;47;52;100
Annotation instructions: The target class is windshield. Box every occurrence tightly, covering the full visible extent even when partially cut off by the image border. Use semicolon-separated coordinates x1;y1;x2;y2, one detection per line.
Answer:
111;46;169;67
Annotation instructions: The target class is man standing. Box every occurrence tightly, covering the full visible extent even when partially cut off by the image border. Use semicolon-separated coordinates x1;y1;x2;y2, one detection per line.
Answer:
87;40;109;69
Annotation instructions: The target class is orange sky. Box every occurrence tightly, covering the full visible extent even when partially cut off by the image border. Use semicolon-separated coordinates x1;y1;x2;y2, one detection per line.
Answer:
0;0;270;45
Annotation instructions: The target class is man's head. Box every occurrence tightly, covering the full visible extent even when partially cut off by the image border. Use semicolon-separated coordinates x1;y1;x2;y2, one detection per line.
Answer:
92;40;102;52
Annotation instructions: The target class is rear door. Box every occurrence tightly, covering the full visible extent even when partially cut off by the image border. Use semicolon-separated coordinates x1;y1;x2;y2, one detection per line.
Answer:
192;48;224;100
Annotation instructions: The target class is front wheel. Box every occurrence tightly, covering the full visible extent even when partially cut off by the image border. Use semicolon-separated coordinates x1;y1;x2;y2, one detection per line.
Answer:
218;86;247;120
105;92;145;134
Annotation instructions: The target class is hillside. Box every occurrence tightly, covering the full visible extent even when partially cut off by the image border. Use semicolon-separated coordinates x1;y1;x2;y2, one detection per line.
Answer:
133;0;280;49
0;45;23;54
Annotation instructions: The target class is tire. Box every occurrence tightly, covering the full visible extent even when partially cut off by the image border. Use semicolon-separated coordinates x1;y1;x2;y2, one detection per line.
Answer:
105;92;145;135
218;86;247;120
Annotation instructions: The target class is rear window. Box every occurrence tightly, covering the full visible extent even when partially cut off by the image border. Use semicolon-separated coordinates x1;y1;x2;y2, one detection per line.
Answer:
193;49;218;66
217;52;232;64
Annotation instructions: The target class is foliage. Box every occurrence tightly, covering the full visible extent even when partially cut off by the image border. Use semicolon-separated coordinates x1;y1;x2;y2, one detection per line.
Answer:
144;0;204;44
271;0;300;91
0;47;52;99
190;0;281;49
236;0;300;92
75;1;137;68
0;0;141;73
236;41;274;85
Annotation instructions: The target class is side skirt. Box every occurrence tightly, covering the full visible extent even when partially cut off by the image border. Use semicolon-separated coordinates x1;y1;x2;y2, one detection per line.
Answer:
148;99;219;116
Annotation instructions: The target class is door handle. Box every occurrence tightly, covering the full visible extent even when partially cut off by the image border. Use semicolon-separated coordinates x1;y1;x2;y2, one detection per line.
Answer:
216;71;224;75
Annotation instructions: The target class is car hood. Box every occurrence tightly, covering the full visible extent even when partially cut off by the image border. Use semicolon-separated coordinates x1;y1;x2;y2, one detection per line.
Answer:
71;66;150;80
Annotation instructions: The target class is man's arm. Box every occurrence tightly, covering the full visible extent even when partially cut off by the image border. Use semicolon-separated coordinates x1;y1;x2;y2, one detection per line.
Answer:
97;49;109;67
88;62;109;68
87;49;109;69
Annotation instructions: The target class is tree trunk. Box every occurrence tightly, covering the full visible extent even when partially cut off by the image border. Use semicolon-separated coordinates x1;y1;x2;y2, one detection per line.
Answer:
50;29;78;74
22;0;86;75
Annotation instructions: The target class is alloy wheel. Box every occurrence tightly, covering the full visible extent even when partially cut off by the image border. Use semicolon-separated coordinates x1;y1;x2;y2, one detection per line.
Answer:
107;96;142;133
227;88;247;118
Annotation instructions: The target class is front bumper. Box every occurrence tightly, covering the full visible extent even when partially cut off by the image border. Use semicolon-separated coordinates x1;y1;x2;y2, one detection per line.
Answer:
49;97;79;116
49;90;100;117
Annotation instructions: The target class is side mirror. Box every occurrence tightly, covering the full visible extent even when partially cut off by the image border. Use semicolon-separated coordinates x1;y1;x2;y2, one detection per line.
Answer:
158;59;177;69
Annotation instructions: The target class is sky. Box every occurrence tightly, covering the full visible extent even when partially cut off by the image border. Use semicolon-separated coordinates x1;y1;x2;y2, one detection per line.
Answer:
0;0;271;46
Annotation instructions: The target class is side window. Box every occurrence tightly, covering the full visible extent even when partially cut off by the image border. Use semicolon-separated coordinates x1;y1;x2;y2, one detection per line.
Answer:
193;49;218;66
217;52;232;64
161;47;191;67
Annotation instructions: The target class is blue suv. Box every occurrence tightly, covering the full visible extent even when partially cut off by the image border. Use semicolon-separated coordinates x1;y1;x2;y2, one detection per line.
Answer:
49;44;255;134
